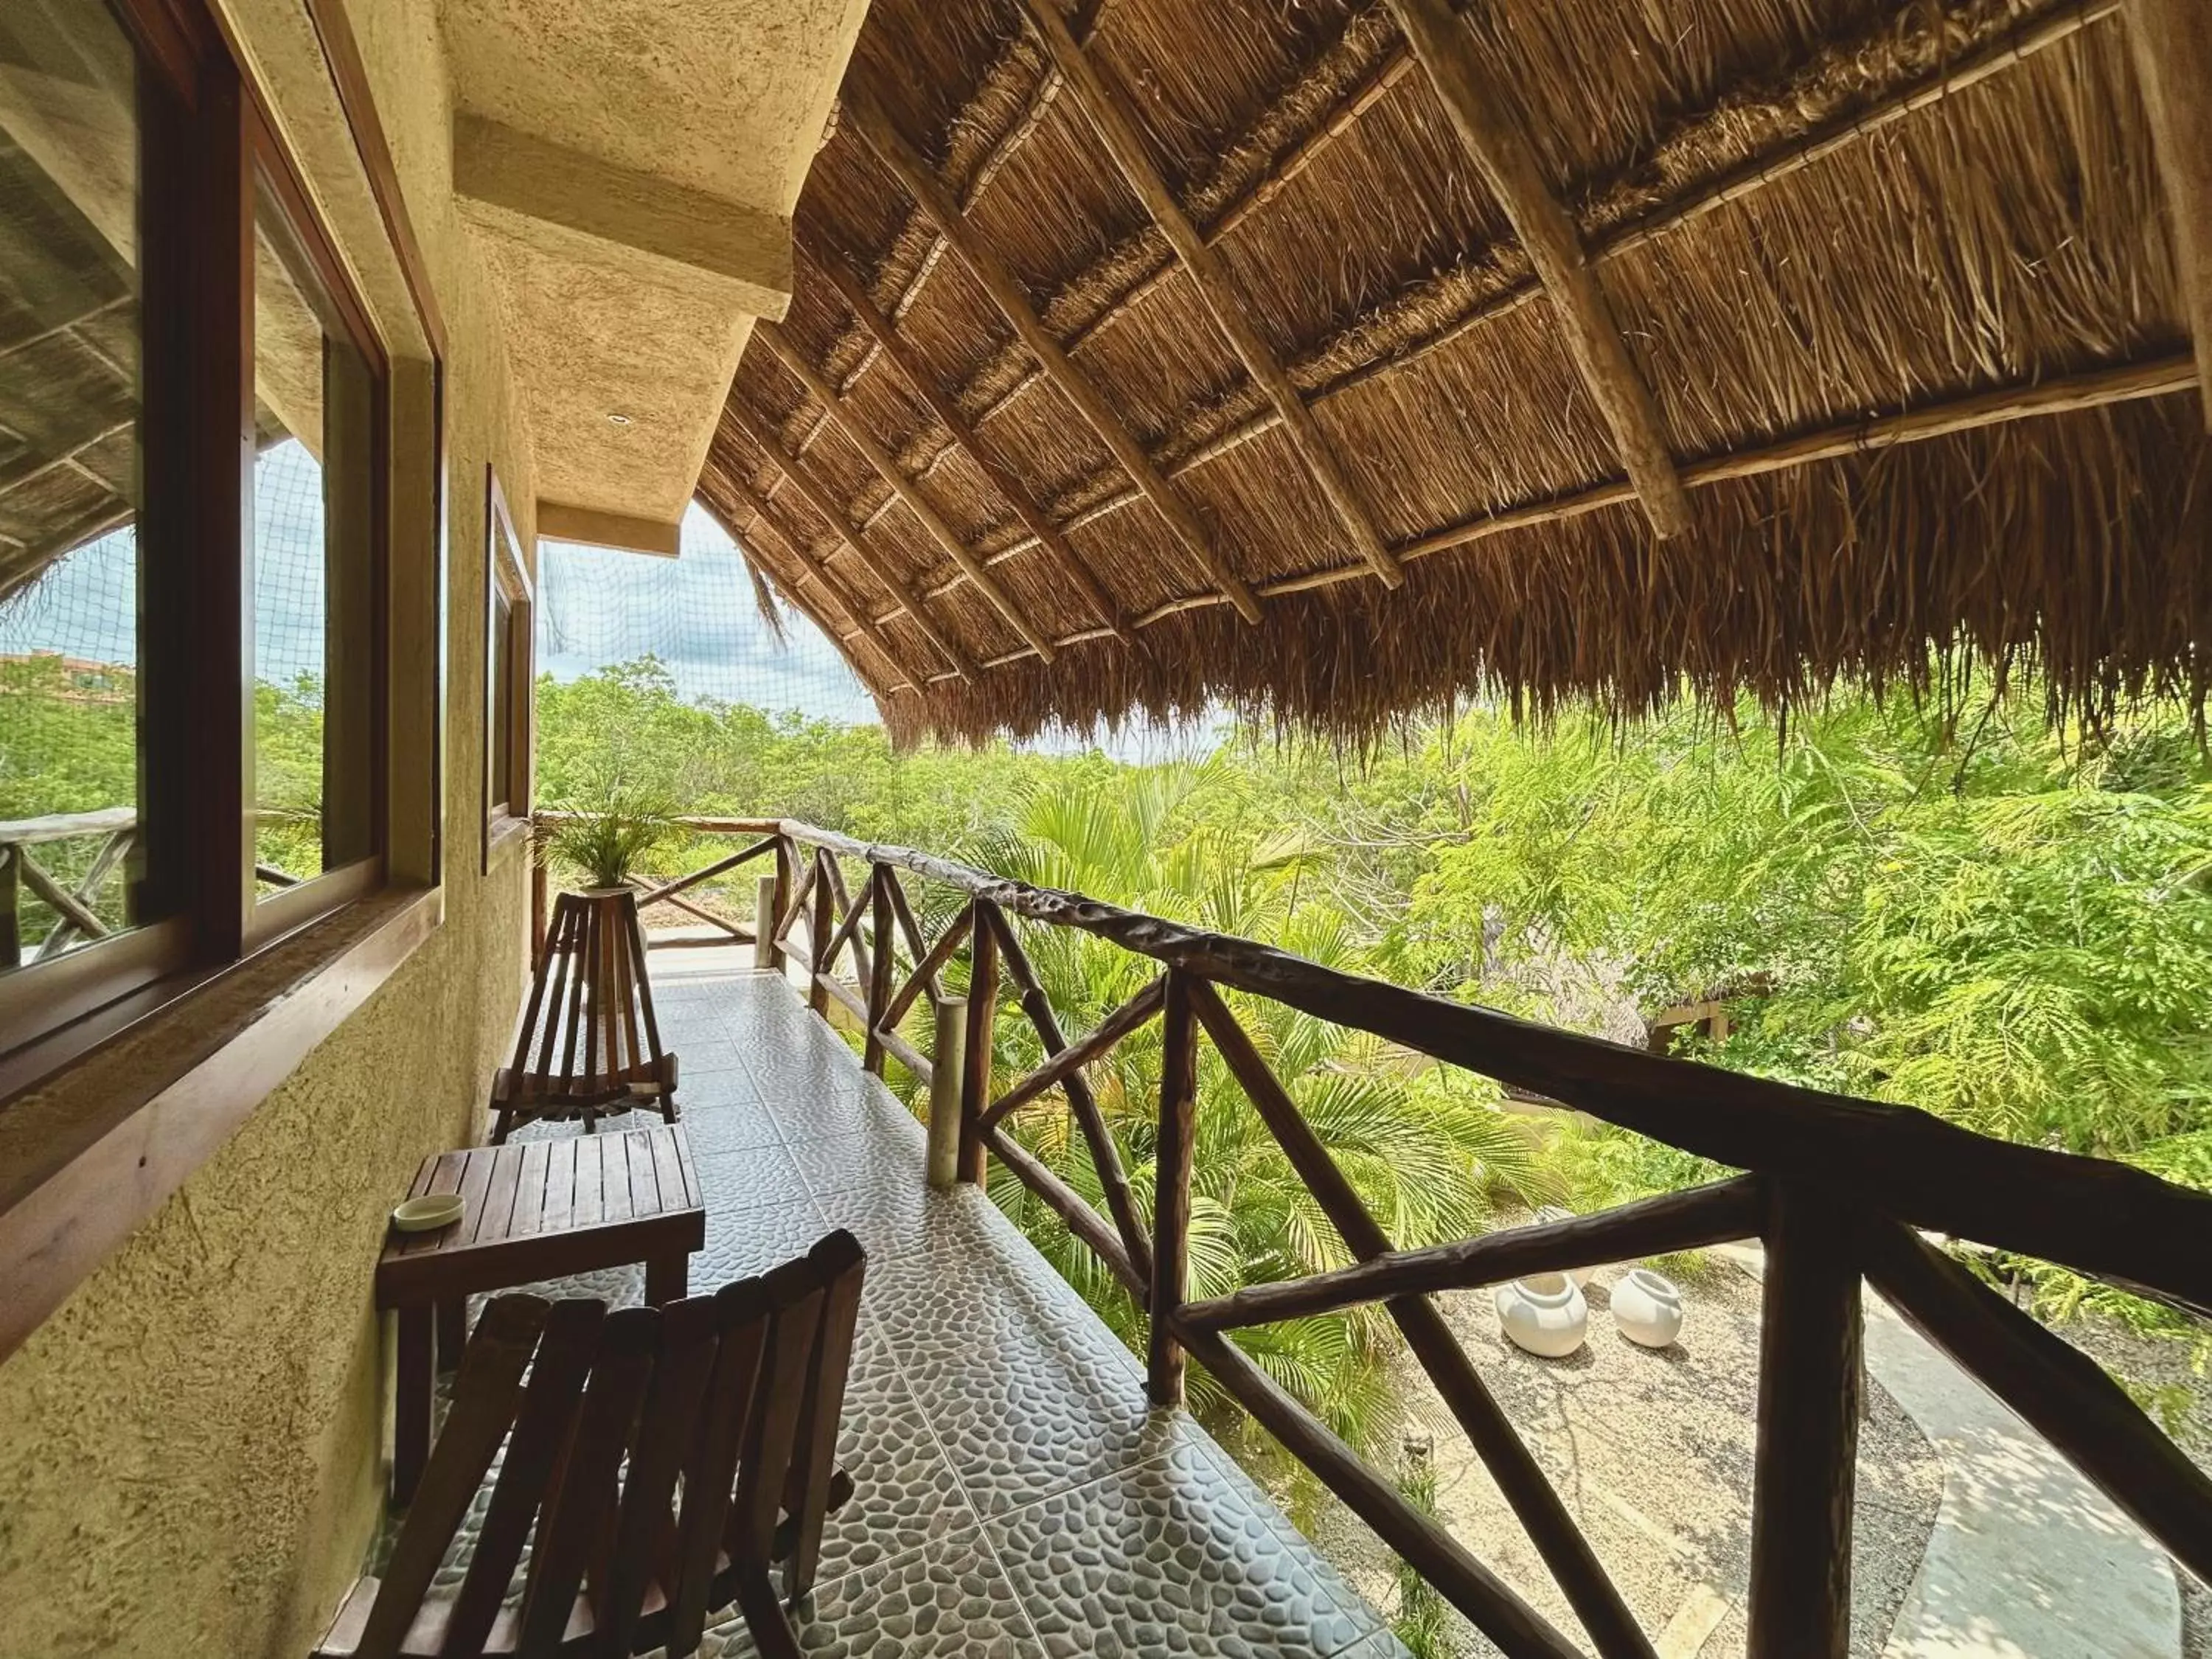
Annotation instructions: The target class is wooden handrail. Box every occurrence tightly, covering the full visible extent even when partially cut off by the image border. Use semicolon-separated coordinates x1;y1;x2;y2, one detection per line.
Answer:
771;818;2212;1314
715;817;2212;1658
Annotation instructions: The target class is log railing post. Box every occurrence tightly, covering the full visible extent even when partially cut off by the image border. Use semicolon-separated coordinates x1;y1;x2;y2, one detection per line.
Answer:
928;996;967;1189
957;900;999;1183
752;872;779;971
1147;968;1200;1406
808;850;834;1016
1747;1183;1862;1658
864;863;895;1074
0;844;18;970
529;855;547;963
770;835;793;971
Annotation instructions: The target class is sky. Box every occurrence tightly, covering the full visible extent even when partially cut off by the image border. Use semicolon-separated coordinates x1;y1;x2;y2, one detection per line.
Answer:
3;451;1220;756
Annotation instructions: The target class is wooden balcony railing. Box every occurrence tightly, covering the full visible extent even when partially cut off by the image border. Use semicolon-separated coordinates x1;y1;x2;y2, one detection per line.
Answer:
0;807;300;969
560;813;2212;1659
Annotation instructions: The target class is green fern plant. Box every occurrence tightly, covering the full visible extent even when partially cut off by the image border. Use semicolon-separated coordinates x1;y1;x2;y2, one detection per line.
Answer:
537;782;677;891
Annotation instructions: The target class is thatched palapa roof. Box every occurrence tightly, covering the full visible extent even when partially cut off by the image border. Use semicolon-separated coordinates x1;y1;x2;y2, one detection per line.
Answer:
703;0;2211;742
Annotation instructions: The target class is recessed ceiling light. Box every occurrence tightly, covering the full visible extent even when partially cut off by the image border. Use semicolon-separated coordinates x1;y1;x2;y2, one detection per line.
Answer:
608;412;633;426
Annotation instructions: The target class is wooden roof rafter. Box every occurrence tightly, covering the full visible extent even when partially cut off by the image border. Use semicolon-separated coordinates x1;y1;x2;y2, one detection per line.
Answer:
827;0;2097;568
700;462;921;696
1385;0;1691;539
798;242;1132;641
721;400;979;682
1012;0;1405;590
818;0;2131;650
754;319;1061;663
839;83;1267;625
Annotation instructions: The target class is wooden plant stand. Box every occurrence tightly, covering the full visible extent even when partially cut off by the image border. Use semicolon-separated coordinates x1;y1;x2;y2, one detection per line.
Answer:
491;886;678;1142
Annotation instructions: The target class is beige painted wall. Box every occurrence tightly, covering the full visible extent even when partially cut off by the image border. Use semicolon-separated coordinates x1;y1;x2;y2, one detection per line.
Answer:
0;3;539;1655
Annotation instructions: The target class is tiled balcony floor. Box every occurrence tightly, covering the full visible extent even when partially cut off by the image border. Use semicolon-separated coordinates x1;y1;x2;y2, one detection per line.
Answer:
472;951;1408;1659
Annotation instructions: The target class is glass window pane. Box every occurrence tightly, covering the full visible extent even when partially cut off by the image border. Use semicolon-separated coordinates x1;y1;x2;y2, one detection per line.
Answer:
0;0;147;973
492;590;515;814
251;173;377;890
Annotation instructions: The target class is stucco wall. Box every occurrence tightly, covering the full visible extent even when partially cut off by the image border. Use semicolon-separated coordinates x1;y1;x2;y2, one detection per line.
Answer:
0;2;538;1654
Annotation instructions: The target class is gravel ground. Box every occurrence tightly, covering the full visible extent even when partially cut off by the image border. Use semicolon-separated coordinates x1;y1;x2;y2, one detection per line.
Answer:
1233;1251;1942;1658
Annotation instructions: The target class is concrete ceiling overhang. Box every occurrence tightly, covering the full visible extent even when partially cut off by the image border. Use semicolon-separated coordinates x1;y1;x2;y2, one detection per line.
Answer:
439;0;869;538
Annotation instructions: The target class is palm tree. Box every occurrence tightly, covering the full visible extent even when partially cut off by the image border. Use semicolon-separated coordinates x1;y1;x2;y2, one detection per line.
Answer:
963;764;1552;1447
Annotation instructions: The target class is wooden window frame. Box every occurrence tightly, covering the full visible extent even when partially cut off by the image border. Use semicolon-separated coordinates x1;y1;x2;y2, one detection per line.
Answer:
482;467;533;871
0;0;414;1077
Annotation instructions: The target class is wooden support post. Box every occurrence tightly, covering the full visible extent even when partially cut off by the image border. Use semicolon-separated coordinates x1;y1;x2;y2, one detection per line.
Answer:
2124;0;2212;427
753;873;779;971
0;845;18;970
958;902;999;1183
864;866;895;1074
808;852;834;1017
1747;1184;1862;1658
1386;0;1691;538
929;995;967;1190
1147;969;1200;1406
770;837;793;972
529;858;547;963
842;86;1264;625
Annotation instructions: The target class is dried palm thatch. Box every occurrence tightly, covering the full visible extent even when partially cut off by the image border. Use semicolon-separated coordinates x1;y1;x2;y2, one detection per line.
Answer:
699;0;2208;742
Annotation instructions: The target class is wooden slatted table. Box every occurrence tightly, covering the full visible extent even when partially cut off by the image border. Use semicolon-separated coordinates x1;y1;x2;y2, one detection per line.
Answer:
375;1124;705;1503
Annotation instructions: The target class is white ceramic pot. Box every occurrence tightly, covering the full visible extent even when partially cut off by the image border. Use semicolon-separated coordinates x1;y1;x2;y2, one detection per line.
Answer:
1611;1268;1685;1349
1495;1272;1588;1358
1533;1205;1595;1286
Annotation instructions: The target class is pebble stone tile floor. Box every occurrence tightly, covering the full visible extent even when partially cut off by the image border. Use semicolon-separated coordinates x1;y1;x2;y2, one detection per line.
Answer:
417;953;1411;1659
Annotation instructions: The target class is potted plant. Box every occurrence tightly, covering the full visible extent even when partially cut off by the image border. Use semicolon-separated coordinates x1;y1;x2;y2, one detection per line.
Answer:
535;780;676;894
494;783;683;1140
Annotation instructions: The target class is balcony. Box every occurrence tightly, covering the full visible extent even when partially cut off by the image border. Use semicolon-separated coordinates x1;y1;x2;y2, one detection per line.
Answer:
462;818;2212;1659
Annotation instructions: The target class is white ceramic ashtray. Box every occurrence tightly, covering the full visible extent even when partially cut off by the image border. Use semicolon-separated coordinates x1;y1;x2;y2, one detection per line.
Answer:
392;1193;465;1234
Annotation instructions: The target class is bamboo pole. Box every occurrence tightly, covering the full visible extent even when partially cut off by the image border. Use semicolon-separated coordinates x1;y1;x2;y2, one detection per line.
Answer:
1015;0;1402;589
842;85;1265;625
755;321;1060;661
2124;0;2212;426
1387;0;1690;538
723;401;977;680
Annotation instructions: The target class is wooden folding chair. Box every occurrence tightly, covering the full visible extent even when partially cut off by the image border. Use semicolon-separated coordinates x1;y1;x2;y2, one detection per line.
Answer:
314;1229;866;1659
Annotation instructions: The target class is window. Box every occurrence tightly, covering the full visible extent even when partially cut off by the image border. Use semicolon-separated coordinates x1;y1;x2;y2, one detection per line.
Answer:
250;152;383;909
0;0;406;1069
483;467;532;866
0;0;178;1045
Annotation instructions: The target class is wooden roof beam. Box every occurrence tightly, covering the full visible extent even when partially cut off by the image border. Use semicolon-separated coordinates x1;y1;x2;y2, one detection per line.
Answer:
722;400;978;681
2124;0;2212;428
842;85;1265;625
1014;0;1403;591
755;321;1059;662
800;244;1132;641
1387;0;1691;539
706;465;922;695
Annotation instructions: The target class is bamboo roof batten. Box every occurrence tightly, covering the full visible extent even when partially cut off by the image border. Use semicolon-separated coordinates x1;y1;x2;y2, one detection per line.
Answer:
723;400;978;681
833;0;2106;597
1385;0;1691;540
1013;0;1405;591
698;0;2204;741
705;465;926;695
2124;0;2212;425
839;84;1267;625
754;320;1059;663
799;246;1131;640
879;350;2201;678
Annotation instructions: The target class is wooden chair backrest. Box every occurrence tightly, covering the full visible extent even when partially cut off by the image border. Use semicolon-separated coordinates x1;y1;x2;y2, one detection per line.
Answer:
352;1228;865;1659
